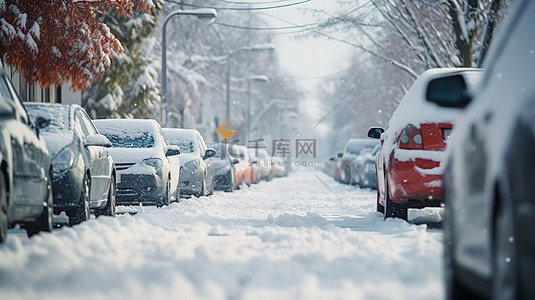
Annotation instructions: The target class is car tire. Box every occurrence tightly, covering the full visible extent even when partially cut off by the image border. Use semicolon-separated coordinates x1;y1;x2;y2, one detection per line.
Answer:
158;179;171;207
95;177;116;217
26;173;54;237
225;171;235;193
376;196;384;213
384;179;407;220
0;171;8;243
174;182;180;203
492;196;518;300
70;175;90;226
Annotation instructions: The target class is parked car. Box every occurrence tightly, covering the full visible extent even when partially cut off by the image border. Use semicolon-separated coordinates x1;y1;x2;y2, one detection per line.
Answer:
271;156;288;177
257;149;274;181
26;103;116;225
206;142;236;192
338;139;378;185
352;144;380;189
94;119;180;206
231;145;252;188
247;148;261;184
368;68;482;220
0;71;53;241
426;2;535;298
163;128;215;197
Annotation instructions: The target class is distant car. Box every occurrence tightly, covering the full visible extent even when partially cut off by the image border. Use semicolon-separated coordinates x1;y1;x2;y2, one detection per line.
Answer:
247;148;261;184
163;128;215;197
426;2;535;298
352;144;380;189
94;119;180;206
0;71;53;241
206;142;236;192
271;156;287;177
231;145;252;188
338;139;379;185
368;68;482;220
26;103;116;225
257;149;274;181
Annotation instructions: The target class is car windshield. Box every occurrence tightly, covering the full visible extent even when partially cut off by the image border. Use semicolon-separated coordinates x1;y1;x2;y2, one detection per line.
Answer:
102;131;154;148
167;136;198;154
25;105;69;133
346;141;378;155
207;143;222;157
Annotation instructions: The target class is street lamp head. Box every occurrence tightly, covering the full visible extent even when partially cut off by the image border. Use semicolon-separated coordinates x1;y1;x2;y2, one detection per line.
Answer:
250;75;269;83
186;9;217;24
246;43;276;52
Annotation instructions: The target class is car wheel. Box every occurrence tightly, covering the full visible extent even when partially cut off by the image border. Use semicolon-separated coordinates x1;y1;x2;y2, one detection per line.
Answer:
0;171;8;243
492;198;518;300
70;175;90;226
95;177;116;217
158;179;170;207
376;194;384;213
225;171;235;193
384;179;407;220
174;182;180;203
27;173;54;236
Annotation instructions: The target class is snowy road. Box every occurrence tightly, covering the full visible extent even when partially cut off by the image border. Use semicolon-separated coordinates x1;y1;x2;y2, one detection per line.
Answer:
0;169;444;300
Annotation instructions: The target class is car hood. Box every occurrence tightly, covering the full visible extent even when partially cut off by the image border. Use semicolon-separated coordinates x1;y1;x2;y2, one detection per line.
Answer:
211;158;229;169
106;147;162;163
178;153;200;167
41;131;75;157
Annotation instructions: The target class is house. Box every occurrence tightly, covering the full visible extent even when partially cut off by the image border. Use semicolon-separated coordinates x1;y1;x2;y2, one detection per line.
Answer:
2;63;81;105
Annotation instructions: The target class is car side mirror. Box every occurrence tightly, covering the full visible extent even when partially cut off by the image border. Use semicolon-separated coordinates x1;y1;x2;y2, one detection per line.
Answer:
426;74;471;108
337;152;343;158
367;127;384;139
204;148;216;159
329;157;335;161
165;145;180;156
232;158;240;164
85;134;112;148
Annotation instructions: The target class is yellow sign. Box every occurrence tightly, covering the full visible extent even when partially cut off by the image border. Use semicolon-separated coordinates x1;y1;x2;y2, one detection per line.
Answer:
217;119;237;140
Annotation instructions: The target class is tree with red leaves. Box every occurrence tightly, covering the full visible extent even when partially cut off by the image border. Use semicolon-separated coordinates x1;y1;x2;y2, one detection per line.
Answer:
0;0;153;91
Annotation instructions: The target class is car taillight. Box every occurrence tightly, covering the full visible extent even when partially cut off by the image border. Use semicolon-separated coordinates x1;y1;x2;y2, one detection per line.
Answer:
399;124;424;149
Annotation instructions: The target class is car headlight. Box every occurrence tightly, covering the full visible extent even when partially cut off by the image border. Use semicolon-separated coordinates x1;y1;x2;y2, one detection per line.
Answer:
53;145;76;171
185;159;200;169
143;158;163;170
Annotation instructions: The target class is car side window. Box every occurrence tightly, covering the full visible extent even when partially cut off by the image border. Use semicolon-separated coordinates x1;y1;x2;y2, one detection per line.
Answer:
79;110;98;136
0;76;29;125
74;110;90;138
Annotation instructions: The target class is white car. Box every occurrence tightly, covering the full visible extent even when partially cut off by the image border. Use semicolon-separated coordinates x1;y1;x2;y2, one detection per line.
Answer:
94;119;180;206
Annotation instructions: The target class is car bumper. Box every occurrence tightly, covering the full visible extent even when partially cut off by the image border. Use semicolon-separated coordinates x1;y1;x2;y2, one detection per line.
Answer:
116;173;166;205
214;172;232;189
51;167;84;214
387;150;444;207
179;166;203;195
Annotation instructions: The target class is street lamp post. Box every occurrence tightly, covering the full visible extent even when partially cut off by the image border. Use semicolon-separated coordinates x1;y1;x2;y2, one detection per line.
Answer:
224;44;275;121
246;75;269;142
161;9;217;127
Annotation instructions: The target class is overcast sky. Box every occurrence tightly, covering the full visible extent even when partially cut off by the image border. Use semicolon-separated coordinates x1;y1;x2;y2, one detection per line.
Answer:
264;0;354;91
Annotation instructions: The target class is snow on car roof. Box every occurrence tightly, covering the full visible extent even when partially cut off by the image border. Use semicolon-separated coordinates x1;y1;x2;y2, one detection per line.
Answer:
93;119;164;148
382;68;482;157
385;68;482;136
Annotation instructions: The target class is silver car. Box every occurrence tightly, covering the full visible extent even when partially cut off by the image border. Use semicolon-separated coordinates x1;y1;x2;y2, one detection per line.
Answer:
94;119;180;207
163;129;215;197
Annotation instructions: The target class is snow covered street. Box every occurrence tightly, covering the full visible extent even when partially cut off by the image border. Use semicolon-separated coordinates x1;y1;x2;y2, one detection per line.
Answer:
0;168;444;300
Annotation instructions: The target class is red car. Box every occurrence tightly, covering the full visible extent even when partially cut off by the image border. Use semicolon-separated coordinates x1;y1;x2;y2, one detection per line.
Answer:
368;68;482;220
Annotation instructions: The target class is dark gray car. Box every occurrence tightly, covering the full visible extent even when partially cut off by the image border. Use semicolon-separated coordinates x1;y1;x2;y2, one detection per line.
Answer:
25;103;116;226
206;142;235;192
